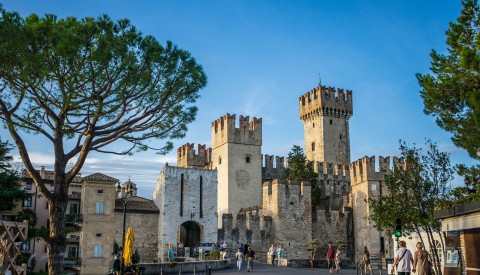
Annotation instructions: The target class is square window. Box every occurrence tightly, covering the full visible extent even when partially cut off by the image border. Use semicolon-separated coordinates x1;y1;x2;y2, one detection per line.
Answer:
97;189;103;194
25;183;32;190
96;233;102;238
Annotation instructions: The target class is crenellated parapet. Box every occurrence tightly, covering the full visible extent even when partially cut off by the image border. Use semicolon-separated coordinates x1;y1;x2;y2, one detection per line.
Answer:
211;113;262;148
262;154;286;180
314;161;351;197
299;85;353;121
349;156;395;186
176;143;212;168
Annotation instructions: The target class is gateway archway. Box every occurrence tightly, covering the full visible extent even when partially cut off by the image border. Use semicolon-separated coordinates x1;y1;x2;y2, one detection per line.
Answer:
178;221;202;247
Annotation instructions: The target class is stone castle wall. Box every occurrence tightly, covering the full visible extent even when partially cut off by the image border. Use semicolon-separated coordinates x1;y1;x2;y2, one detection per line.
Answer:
114;209;159;263
153;165;218;262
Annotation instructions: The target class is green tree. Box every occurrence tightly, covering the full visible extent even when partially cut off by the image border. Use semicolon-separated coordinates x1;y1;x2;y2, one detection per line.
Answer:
0;138;30;210
285;145;321;210
0;9;206;274
417;0;480;204
368;140;453;275
417;0;480;160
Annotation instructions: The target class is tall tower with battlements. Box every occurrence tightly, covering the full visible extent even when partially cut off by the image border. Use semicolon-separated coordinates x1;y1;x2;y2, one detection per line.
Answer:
299;85;353;164
211;113;262;225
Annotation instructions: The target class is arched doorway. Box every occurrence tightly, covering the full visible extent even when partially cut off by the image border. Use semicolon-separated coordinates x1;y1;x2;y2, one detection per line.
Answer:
178;221;201;247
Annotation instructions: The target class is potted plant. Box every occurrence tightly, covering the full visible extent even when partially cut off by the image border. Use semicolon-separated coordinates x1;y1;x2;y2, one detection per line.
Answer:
305;239;319;268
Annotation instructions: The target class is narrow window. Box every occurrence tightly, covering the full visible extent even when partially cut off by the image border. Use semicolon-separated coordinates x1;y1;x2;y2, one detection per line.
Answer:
340;134;342;140
69;203;79;214
312;123;315;128
180;174;184;217
246;156;251;163
95;201;104;215
96;233;102;238
311;142;315;151
219;157;222;164
200;176;203;218
94;244;103;258
330;119;333;125
23;197;32;207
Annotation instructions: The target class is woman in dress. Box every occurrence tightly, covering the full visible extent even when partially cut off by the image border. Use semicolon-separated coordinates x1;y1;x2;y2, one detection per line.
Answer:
363;246;372;275
235;248;244;272
335;247;342;273
412;242;433;275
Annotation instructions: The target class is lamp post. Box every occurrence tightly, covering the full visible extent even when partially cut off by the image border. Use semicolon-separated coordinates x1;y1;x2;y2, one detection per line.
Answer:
116;182;133;272
191;206;196;220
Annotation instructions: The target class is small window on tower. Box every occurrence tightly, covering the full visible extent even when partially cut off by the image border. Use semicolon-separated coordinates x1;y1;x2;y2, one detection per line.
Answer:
330;119;333;125
219;157;222;165
311;142;315;151
312;123;315;128
340;134;342;140
246;156;251;163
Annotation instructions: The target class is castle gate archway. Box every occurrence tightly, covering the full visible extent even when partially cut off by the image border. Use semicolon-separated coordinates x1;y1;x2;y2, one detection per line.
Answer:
178;221;202;247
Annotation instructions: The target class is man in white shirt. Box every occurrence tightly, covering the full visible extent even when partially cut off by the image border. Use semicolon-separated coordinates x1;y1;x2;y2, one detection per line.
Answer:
392;241;414;275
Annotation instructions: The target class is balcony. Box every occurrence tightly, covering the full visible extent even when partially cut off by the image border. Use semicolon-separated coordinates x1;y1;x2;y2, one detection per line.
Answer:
64;257;81;267
65;214;83;225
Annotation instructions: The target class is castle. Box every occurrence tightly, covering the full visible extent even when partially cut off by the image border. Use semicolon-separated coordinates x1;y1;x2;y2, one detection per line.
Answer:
153;83;396;264
4;83;399;274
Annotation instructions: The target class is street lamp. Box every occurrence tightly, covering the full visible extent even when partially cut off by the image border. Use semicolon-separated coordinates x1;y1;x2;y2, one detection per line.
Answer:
116;182;133;272
191;206;196;220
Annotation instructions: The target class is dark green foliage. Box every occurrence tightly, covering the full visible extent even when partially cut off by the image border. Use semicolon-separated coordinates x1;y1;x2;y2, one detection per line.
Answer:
0;7;206;274
285;145;321;210
0;138;29;210
417;0;480;160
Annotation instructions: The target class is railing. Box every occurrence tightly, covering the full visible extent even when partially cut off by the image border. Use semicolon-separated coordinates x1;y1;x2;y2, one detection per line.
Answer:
65;214;83;224
67;236;80;243
64;257;81;267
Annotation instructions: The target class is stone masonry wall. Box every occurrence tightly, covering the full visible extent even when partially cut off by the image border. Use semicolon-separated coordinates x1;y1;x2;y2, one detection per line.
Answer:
153;165;218;262
114;210;159;263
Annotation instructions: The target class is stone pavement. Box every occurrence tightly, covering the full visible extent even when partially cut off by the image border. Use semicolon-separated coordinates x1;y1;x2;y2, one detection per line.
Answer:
208;262;362;275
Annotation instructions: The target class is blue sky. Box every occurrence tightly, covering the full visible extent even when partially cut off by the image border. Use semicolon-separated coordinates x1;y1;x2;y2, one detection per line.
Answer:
1;0;475;197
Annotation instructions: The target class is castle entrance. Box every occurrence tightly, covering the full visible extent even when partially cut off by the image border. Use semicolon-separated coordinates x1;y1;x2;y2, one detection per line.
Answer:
178;221;201;247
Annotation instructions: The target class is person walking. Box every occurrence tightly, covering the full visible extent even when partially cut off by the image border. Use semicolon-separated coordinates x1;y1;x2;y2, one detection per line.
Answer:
335;247;342;273
113;253;121;275
268;244;276;265
277;245;284;267
392;240;414;275
246;247;255;272
235;248;244;272
327;243;336;274
363;246;373;275
412;242;433;275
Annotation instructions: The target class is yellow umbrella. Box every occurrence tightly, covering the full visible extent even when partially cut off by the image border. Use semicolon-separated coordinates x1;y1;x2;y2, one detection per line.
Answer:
123;227;135;266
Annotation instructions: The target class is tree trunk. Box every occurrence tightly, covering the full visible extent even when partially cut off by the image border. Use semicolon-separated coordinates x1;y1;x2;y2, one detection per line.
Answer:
46;186;69;275
426;226;442;275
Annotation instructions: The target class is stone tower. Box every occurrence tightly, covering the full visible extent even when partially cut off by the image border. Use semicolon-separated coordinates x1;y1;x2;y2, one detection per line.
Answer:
299;85;353;164
350;156;397;262
211;113;262;224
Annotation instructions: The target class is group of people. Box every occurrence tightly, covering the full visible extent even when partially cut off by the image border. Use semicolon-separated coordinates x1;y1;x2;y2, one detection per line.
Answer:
234;244;256;272
327;243;342;274
392;241;434;275
112;246;141;275
267;243;285;267
362;241;433;275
